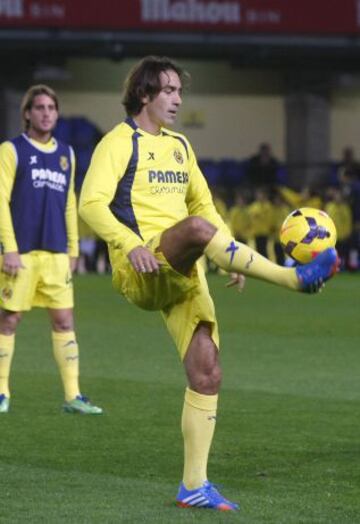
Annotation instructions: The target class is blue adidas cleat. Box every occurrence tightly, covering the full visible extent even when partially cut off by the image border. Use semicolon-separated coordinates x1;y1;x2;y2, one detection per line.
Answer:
176;480;239;511
296;247;339;294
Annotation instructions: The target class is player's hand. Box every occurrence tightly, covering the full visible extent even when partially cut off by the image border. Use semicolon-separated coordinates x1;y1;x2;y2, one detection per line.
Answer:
128;246;162;274
225;272;246;292
70;257;78;272
1;252;25;277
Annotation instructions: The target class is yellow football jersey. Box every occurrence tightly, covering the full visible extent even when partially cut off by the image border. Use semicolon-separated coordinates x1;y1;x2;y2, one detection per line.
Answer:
79;117;228;257
278;186;322;210
228;205;252;240
325;201;352;241
247;200;275;237
0;137;78;257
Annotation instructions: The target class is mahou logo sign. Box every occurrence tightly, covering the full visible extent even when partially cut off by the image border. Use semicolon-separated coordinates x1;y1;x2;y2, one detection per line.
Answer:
141;0;241;24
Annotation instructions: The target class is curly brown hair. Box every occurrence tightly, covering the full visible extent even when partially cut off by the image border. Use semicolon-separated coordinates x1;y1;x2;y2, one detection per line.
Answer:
122;56;190;116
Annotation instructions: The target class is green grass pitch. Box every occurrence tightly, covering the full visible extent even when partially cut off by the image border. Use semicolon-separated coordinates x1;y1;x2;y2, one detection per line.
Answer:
1;272;359;523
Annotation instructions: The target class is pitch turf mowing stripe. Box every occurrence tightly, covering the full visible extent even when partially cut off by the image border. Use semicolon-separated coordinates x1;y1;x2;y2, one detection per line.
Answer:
0;464;241;523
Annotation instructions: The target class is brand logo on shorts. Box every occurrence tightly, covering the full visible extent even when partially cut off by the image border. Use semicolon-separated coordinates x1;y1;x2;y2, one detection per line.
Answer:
65;274;72;285
1;288;13;300
60;156;69;171
174;149;184;164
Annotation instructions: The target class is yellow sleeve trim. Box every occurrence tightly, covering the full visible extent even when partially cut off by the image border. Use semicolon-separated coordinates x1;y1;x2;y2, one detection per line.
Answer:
0;142;19;252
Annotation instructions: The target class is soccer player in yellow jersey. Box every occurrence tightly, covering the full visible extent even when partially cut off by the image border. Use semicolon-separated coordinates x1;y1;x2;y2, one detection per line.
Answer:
325;187;353;269
247;187;275;258
79;56;338;510
0;85;102;415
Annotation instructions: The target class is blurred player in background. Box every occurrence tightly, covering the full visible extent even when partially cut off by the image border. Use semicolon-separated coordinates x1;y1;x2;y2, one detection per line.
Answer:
0;85;102;415
325;187;353;269
247;186;275;258
79;56;337;511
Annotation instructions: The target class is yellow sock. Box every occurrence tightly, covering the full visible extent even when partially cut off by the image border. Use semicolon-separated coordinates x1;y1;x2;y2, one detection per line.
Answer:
182;387;218;490
205;230;299;290
52;331;80;401
0;334;15;397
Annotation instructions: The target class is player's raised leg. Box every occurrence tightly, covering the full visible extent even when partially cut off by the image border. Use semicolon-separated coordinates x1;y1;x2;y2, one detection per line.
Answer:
48;308;102;415
160;216;338;293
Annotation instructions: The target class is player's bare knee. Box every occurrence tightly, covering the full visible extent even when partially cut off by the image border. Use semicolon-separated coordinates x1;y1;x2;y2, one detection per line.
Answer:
190;341;222;393
51;316;74;332
205;364;222;392
49;308;74;332
185;216;216;247
191;364;222;395
52;321;74;332
0;310;22;334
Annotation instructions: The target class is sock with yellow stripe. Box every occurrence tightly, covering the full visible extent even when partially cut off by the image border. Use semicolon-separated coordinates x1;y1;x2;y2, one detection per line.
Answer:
182;387;218;490
52;331;80;402
0;333;15;397
205;230;299;290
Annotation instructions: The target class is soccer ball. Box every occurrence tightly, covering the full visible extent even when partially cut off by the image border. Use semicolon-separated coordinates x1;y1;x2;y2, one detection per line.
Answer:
279;207;337;264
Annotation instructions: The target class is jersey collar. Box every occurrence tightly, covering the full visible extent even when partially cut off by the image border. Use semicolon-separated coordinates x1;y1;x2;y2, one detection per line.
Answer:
125;116;165;138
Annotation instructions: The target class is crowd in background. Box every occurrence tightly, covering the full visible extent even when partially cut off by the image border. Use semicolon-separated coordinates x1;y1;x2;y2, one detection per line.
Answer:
54;118;360;273
209;143;360;271
212;183;357;271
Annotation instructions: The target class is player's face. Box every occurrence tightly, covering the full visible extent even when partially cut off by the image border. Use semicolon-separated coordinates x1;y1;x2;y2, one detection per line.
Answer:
145;70;182;129
25;94;58;137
